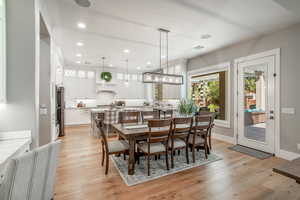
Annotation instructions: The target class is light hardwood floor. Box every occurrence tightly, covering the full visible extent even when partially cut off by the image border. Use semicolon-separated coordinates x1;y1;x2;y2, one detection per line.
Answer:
54;125;300;200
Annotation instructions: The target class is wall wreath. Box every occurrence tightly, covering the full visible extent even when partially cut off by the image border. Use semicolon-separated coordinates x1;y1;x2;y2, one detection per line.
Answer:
101;72;112;82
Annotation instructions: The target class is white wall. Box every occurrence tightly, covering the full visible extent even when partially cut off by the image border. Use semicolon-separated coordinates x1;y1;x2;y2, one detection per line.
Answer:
187;23;300;154
0;0;40;147
39;37;51;145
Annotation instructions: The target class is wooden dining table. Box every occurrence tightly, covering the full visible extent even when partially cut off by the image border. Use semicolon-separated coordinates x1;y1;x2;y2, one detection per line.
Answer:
112;121;210;175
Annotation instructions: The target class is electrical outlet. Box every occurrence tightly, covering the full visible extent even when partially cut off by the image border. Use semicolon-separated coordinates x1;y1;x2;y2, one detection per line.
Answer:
297;144;300;150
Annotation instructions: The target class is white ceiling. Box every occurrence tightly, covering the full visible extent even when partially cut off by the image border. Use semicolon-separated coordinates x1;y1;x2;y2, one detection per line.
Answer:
43;0;300;71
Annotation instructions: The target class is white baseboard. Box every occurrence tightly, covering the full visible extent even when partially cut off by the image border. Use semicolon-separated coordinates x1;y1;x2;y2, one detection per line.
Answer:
211;132;235;144
276;149;300;161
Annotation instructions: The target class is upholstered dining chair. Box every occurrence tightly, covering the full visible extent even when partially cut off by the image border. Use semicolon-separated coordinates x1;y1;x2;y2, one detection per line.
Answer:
199;111;216;150
141;111;159;123
0;141;61;200
137;119;173;176
96;120;129;175
160;109;173;119
189;115;212;162
170;117;193;168
119;111;140;124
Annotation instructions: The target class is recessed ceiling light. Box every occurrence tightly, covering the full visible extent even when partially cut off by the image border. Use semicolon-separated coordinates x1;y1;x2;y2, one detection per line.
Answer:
147;61;151;65
161;55;166;58
123;49;130;53
76;42;84;46
77;22;86;29
137;66;141;70
76;61;81;64
193;45;204;50
201;34;211;39
76;53;82;57
109;64;113;67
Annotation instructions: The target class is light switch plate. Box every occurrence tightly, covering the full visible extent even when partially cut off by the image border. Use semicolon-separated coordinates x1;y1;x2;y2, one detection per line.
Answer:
281;108;295;114
297;144;300;151
40;108;48;115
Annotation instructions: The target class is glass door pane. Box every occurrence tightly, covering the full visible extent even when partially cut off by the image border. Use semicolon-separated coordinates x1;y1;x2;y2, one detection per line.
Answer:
243;64;268;143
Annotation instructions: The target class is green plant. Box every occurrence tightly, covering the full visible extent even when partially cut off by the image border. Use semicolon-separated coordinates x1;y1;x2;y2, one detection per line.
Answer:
206;80;220;105
101;72;112;82
178;99;198;115
245;76;256;93
208;104;219;112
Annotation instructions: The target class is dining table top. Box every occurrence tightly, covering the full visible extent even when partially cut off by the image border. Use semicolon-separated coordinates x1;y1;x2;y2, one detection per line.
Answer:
112;121;210;137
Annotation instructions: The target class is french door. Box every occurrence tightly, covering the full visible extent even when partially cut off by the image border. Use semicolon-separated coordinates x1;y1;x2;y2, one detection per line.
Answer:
237;56;275;153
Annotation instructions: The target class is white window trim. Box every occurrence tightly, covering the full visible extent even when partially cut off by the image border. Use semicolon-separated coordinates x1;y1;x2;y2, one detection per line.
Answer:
187;62;231;128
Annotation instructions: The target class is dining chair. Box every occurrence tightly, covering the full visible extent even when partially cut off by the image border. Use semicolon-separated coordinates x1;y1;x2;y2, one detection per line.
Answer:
161;109;173;119
189;115;212;162
141;111;159;123
119;111;140;124
96;120;129;175
0;141;61;200
137;119;173;176
170;117;193;168
199;111;216;150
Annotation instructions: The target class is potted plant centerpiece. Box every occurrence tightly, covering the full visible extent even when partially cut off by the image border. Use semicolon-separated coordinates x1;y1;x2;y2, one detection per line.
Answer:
178;99;198;117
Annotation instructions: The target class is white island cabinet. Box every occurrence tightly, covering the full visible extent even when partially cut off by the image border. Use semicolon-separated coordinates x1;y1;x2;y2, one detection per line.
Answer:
65;108;92;125
0;0;6;103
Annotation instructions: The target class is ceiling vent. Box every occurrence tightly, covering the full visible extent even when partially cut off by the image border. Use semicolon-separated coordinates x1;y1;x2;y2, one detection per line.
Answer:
74;0;91;7
193;45;204;50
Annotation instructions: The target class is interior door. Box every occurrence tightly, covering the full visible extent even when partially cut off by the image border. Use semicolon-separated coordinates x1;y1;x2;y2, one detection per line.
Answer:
237;56;275;153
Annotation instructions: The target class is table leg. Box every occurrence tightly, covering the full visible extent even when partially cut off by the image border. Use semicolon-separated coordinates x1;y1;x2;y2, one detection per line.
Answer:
128;136;136;175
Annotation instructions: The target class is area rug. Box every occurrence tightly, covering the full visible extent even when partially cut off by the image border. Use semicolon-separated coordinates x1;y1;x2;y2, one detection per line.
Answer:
111;150;222;186
228;145;273;159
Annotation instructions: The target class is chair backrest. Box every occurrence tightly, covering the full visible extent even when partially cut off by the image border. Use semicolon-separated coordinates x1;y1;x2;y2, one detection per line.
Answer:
194;115;212;133
161;109;173;119
141;111;159;122
96;119;109;154
147;119;173;143
119;111;140;124
173;117;193;137
43;141;61;200
96;112;105;121
0;141;61;200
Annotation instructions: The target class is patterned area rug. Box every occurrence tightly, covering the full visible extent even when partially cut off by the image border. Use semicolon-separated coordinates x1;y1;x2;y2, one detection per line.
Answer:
111;150;222;186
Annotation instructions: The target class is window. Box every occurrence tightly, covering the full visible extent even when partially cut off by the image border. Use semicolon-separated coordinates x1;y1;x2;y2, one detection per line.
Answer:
188;62;230;127
117;73;123;80
64;70;76;77
77;70;86;78
191;71;226;120
87;71;95;79
131;74;138;81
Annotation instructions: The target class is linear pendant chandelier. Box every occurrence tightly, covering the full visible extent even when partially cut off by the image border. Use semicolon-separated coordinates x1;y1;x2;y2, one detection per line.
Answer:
143;28;184;85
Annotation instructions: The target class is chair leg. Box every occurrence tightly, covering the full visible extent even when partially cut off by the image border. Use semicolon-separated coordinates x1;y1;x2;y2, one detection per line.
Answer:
192;146;196;163
101;149;105;166
166;150;169;171
147;154;150;176
105;154;109;175
137;148;140;165
171;148;174;168
186;145;189;164
209;134;212;150
204;142;208;159
101;148;105;166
